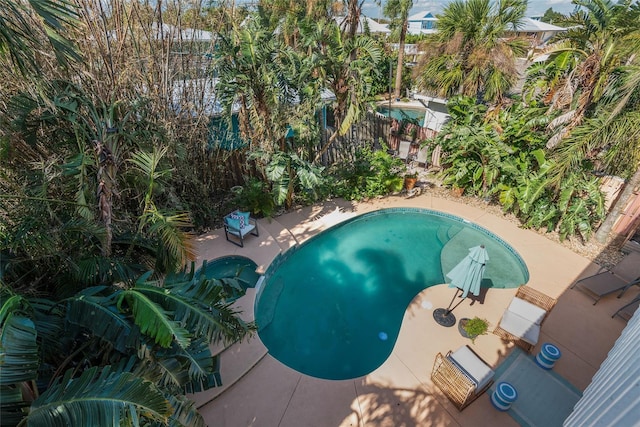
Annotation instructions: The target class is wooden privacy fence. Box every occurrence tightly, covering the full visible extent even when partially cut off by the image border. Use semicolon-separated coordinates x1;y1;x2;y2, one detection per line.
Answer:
315;112;439;166
203;112;439;190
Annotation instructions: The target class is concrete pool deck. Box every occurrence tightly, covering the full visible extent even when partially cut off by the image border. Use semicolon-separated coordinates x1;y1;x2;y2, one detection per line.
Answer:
191;193;633;426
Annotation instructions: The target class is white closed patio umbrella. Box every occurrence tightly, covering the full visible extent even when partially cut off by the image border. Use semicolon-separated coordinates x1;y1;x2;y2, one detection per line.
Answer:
434;245;489;327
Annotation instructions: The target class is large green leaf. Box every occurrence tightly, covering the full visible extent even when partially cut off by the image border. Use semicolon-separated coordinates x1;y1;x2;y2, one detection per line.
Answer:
66;292;140;353
30;298;65;359
1;385;28;426
27;366;172;426
163;394;204;427
0;313;39;386
133;283;251;345
117;290;191;349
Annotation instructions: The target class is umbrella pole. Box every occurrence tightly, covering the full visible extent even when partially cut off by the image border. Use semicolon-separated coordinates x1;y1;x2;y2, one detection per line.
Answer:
445;290;468;315
443;289;461;314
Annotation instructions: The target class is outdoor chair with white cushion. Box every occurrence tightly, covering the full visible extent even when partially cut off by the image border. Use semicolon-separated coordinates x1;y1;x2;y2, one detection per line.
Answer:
397;140;412;162
431;345;495;410
415;145;430;168
493;286;556;352
223;210;259;247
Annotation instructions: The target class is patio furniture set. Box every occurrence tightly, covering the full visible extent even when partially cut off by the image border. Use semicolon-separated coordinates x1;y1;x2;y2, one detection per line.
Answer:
432;252;640;412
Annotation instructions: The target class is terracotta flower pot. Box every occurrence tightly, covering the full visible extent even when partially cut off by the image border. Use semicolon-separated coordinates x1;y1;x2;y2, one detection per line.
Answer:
404;177;418;190
451;186;464;197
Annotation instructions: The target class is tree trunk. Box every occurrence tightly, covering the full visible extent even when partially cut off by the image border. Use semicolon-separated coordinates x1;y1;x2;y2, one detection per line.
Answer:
314;126;340;164
394;18;408;100
345;0;362;40
94;139;115;257
595;168;640;243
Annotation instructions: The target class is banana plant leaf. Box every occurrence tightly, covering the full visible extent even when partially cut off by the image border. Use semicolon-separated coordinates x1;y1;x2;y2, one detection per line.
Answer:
27;366;172;427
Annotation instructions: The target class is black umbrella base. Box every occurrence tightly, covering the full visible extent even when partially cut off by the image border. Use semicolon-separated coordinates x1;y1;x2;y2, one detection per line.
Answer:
433;308;456;327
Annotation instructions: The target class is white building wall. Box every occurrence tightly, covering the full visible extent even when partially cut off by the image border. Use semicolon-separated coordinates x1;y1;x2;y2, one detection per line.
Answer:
407;22;422;35
563;306;640;426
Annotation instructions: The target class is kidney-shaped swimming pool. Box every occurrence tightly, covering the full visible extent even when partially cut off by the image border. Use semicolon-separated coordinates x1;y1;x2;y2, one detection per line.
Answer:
254;208;529;380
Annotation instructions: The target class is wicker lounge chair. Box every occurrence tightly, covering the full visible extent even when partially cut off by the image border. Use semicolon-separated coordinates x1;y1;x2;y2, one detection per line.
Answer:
570;252;640;305
431;345;495;410
223;210;259;247
493;286;557;352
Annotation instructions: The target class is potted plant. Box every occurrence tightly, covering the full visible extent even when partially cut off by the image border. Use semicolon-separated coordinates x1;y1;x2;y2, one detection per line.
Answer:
458;317;489;344
404;171;418;190
451;185;464;197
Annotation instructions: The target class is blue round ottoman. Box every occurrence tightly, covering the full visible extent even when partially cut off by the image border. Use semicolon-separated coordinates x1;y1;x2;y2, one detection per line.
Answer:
536;342;562;370
491;382;518;411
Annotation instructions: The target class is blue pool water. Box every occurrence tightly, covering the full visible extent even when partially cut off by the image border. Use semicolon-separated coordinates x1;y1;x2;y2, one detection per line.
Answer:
255;208;528;380
197;255;260;287
377;106;426;124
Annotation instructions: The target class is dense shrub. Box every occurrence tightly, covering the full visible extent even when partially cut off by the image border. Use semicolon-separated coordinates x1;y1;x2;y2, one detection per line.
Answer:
330;145;405;200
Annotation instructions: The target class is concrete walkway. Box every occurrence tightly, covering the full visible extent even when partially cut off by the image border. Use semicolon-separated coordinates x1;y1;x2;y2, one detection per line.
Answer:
191;193;632;427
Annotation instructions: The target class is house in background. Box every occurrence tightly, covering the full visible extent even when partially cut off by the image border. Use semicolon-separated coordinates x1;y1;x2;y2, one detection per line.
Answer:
407;11;438;35
507;17;566;45
412;94;449;131
406;12;565;46
334;14;390;34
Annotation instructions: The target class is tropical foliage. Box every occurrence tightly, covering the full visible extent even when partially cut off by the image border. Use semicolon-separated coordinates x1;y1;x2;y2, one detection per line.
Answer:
0;265;253;426
0;0;80;74
330;145;406;201
525;0;640;151
523;0;640;241
2;0;640;423
414;0;528;103
437;96;606;241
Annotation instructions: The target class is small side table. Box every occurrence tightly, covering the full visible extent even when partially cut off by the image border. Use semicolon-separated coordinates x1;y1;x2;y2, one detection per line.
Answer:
536;342;562;370
491;382;518;411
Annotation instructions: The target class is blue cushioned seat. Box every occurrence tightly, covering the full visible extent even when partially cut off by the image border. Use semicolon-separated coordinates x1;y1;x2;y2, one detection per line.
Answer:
223;210;259;247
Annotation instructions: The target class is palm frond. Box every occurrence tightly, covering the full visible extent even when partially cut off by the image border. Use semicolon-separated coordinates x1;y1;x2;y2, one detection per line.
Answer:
29;298;65;357
154;357;191;388
148;211;196;268
162;337;217;386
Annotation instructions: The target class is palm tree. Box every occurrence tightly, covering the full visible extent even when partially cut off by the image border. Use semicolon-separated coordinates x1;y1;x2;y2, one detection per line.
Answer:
383;0;413;100
414;0;527;104
525;0;640;149
523;0;640;244
592;57;640;242
310;20;382;162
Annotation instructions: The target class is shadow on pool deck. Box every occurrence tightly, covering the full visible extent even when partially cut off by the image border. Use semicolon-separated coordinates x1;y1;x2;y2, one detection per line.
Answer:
192;193;631;427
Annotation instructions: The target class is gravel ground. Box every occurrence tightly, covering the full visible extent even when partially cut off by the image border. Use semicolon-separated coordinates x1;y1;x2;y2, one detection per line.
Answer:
417;176;625;270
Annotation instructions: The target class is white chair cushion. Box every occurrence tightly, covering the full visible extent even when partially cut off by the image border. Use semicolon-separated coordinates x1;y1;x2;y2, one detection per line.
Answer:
500;309;541;345
449;346;495;391
508;297;547;325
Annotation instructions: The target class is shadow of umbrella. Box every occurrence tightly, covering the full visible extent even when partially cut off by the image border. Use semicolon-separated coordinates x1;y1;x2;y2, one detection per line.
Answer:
434;245;489;327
